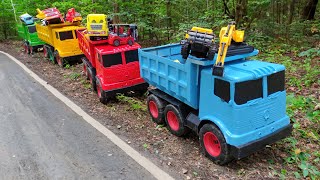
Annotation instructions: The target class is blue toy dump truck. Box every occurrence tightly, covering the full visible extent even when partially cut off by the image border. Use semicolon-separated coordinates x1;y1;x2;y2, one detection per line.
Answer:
139;44;292;165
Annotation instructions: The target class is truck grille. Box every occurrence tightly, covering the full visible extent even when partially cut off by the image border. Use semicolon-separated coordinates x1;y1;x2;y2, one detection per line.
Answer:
90;24;102;30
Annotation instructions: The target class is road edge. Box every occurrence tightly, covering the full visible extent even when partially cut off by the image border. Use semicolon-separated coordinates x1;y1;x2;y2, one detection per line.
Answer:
0;51;175;180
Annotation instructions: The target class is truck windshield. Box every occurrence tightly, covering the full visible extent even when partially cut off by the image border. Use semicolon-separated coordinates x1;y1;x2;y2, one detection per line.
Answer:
268;70;285;95
235;78;263;105
28;26;36;33
102;53;122;67
59;31;73;41
125;50;138;63
214;78;230;102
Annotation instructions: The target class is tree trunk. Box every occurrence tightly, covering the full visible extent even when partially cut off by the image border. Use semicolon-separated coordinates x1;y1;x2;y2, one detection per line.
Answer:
235;0;247;26
166;0;172;41
288;0;296;24
212;0;215;22
223;0;231;17
302;0;318;20
113;1;120;23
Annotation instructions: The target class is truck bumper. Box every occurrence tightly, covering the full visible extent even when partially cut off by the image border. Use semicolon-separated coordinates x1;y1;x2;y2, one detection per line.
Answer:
102;82;149;97
230;124;292;159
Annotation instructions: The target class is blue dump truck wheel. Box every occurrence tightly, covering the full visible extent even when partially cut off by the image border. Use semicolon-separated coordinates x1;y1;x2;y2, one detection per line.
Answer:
199;124;233;165
147;94;165;124
164;104;190;137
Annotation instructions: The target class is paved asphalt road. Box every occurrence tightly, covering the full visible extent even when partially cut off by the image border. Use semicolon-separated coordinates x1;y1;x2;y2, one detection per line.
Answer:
0;53;156;179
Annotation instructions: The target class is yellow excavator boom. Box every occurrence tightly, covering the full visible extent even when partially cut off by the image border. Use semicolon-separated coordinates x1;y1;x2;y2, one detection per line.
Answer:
213;22;245;76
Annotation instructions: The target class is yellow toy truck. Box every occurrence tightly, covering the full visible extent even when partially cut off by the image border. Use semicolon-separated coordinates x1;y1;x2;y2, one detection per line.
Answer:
35;8;85;67
86;14;108;41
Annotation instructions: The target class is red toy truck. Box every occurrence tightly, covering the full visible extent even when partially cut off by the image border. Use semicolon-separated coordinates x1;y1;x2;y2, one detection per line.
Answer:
76;29;148;103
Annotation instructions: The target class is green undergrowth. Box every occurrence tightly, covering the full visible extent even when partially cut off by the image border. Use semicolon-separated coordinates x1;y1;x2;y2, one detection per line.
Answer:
116;93;147;111
284;94;320;179
248;37;320;179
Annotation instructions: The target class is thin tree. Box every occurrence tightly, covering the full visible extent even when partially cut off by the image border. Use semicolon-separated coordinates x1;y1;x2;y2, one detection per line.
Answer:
302;0;318;20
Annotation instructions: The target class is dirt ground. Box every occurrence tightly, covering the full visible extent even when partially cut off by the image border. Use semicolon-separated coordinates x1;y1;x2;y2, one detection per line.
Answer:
0;41;315;179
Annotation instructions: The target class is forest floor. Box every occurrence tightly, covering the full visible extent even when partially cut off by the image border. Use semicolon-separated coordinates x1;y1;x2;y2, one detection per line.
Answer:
0;40;319;180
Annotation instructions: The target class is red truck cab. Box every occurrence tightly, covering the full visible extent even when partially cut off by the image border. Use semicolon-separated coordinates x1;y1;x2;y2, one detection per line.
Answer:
77;29;148;103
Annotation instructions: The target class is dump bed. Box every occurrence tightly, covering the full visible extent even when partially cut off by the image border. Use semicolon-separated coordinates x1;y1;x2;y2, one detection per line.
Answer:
139;44;258;109
76;29;97;67
36;24;55;46
139;44;201;109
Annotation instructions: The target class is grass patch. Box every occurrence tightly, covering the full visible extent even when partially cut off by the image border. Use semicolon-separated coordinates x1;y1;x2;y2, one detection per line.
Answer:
116;93;147;111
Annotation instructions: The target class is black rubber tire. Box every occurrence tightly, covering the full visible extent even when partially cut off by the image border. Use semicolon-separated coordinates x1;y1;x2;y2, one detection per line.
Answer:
207;46;218;60
29;46;34;55
113;39;120;46
83;62;89;80
96;77;108;104
128;39;133;46
181;43;190;59
147;94;165;124
24;43;30;54
199;124;233;165
88;69;97;92
164;104;190;137
54;51;64;67
43;46;49;58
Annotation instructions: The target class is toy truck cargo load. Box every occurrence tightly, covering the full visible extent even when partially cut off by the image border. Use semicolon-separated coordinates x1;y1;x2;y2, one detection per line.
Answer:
35;8;84;67
85;14;138;46
77;29;148;104
139;43;292;164
86;14;108;40
17;13;44;54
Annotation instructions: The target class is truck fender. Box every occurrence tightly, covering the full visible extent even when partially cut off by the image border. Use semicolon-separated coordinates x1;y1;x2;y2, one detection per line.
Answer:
197;116;231;144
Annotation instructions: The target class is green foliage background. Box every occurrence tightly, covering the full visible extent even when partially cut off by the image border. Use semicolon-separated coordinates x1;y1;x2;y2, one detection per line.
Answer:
0;0;319;46
0;0;319;179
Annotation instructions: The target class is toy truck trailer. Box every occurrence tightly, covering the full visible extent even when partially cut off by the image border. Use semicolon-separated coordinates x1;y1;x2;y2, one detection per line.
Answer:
36;21;85;67
17;13;44;54
76;29;148;104
139;44;292;164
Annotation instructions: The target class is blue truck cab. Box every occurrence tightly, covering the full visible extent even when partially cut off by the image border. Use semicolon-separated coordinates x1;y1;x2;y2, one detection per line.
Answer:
139;44;292;164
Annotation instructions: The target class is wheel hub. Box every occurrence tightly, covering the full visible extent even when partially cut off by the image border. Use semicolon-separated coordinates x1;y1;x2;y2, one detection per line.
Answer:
148;101;159;118
203;132;221;157
166;111;179;131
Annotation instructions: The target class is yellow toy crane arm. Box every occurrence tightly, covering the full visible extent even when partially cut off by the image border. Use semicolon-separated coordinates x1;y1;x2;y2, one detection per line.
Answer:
213;21;244;76
213;22;236;76
36;8;45;19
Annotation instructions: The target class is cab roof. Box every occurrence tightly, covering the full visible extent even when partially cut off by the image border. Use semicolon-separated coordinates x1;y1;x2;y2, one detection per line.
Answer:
54;26;84;32
220;60;285;82
95;43;141;55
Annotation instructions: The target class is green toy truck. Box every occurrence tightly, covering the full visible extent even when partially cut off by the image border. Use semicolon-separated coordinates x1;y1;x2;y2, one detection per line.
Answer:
17;13;44;54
